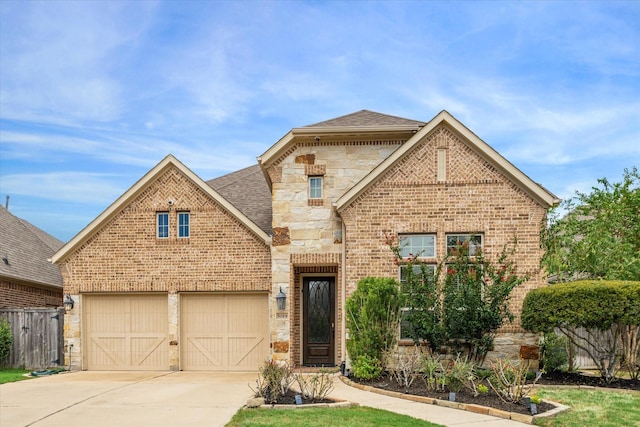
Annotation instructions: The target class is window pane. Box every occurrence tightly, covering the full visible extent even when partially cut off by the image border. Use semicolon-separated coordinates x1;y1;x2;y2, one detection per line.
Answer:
399;234;435;258
309;177;322;199
399;264;436;284
446;234;482;255
157;213;169;238
400;310;414;340
178;212;190;238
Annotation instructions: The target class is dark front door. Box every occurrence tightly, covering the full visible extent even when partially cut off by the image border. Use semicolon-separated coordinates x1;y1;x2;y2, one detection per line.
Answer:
303;277;335;366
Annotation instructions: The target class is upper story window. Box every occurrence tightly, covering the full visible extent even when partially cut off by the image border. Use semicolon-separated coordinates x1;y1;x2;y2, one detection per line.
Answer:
446;234;483;256
398;234;436;258
178;212;190;238
308;176;323;199
157;212;169;239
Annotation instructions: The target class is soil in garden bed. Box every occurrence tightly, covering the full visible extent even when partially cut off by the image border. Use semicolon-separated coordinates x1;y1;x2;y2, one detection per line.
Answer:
537;371;640;391
267;390;337;405
353;372;555;415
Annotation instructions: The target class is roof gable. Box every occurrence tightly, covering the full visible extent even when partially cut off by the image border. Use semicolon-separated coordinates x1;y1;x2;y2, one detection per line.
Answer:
336;110;560;211
51;155;271;264
0;205;63;288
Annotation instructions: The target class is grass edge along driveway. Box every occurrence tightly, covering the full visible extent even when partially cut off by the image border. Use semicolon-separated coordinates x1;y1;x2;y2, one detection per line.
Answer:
0;369;33;384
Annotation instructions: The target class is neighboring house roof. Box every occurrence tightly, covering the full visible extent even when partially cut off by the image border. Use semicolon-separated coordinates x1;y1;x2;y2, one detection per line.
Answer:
0;205;63;288
336;110;561;210
51;155;271;265
207;164;272;235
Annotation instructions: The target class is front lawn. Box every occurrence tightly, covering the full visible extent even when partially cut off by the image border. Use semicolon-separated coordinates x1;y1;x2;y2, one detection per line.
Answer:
226;406;443;427
534;388;640;427
0;369;33;384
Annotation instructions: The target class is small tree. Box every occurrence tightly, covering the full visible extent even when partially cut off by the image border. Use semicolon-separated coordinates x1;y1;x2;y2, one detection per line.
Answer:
346;277;403;372
443;241;528;364
542;167;640;282
0;318;13;367
388;234;527;365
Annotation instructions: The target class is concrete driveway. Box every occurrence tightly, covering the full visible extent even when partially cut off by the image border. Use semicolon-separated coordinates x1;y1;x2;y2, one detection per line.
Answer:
0;371;257;427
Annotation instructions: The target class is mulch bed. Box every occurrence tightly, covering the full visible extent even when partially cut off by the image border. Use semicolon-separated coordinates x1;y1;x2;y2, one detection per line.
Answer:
350;371;640;416
267;390;337;405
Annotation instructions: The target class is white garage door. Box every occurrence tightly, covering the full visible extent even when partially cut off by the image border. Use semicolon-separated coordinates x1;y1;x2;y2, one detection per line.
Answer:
84;294;168;370
181;293;269;371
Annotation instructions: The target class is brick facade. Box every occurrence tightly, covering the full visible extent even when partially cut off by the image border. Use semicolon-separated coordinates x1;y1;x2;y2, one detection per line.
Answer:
339;124;546;362
58;165;271;370
0;279;62;308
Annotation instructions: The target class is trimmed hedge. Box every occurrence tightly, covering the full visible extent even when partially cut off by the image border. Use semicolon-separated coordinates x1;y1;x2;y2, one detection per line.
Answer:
522;280;640;332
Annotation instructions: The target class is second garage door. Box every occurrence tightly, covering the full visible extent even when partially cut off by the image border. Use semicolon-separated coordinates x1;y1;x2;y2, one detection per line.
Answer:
180;293;269;371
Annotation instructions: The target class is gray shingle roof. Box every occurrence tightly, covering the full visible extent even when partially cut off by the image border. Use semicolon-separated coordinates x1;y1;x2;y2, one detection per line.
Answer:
207;165;272;235
304;110;425;128
0;206;63;288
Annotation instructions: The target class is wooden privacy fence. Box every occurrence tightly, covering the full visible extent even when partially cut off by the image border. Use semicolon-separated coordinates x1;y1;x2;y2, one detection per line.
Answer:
0;307;64;369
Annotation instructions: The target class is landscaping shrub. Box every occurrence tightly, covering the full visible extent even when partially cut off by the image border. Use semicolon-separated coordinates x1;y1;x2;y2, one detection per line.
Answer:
346;276;403;368
383;346;424;390
251;359;294;403
294;370;334;402
351;354;383;380
487;358;541;403
540;332;569;373
0;318;12;367
522;280;640;382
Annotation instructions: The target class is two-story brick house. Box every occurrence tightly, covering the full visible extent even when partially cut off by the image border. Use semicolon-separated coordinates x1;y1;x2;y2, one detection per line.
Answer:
52;110;559;371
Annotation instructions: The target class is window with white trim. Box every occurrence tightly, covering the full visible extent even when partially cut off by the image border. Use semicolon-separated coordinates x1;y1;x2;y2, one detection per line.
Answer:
157;212;169;239
446;234;483;256
178;212;190;238
398;234;436;258
308;176;323;199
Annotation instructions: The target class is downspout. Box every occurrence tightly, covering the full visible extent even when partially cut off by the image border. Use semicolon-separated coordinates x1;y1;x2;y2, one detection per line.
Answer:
341;220;347;369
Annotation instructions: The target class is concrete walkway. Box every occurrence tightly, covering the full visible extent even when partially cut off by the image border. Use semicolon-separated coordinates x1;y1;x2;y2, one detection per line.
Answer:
330;376;531;426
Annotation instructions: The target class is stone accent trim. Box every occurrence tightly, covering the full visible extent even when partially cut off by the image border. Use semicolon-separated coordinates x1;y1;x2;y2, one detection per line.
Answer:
295;154;316;164
272;227;291;246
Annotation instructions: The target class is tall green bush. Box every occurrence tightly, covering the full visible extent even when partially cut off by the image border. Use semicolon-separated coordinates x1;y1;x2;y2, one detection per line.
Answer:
522;280;640;382
346;277;403;372
0;318;13;367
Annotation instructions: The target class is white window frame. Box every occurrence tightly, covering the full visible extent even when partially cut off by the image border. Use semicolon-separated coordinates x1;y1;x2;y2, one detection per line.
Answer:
308;176;323;199
177;212;190;238
157;212;169;239
398;234;436;259
446;234;483;256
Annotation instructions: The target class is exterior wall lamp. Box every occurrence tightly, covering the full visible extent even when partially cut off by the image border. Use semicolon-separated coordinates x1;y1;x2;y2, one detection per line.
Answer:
63;294;74;312
275;287;287;311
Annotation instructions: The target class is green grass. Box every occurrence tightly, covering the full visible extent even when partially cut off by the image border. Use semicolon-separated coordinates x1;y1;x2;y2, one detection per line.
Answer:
534;388;640;427
226;406;443;427
0;368;33;384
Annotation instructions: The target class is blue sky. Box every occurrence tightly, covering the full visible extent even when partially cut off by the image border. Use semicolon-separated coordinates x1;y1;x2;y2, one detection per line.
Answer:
1;0;638;242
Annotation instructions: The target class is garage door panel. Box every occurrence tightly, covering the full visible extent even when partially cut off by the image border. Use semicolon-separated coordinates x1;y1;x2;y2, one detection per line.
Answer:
181;294;268;371
85;295;168;370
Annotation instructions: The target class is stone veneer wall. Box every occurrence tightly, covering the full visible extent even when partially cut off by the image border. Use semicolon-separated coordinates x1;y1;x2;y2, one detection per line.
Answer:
266;135;410;366
58;165;271;370
339;125;547;364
